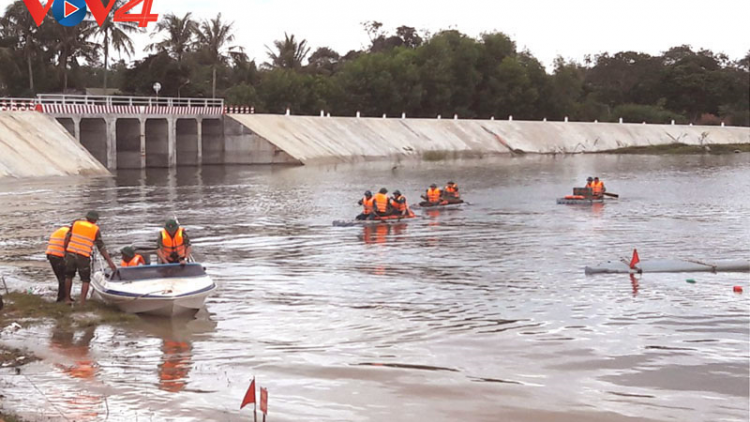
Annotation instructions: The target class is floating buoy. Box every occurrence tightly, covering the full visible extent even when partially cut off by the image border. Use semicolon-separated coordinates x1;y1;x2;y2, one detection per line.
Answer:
686;279;696;284
733;286;743;293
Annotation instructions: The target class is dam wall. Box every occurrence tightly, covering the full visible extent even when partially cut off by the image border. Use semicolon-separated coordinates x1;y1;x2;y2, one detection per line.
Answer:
229;114;750;164
0;112;109;179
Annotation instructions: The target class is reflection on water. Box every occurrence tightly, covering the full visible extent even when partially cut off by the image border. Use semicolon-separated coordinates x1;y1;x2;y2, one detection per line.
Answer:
0;154;749;422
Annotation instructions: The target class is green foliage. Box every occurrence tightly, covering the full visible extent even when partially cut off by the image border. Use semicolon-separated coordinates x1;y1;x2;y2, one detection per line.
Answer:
0;6;746;126
225;83;259;107
613;103;686;124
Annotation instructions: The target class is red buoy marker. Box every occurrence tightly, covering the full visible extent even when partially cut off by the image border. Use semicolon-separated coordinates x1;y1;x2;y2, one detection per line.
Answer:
733;286;743;294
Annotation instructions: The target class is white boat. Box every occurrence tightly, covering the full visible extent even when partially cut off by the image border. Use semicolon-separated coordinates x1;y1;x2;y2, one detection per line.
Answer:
91;263;217;317
585;258;750;275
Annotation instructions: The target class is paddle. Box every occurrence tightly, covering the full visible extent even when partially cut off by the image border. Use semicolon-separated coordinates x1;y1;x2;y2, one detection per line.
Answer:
603;192;619;198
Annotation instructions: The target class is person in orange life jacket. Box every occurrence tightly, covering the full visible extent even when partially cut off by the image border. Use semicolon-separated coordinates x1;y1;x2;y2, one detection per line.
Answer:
157;219;192;264
63;211;117;305
357;190;375;220
47;225;71;302
120;246;145;267
389;190;409;217
421;184;442;205
591;177;605;198
585;177;594;188
372;188;392;217
443;181;460;199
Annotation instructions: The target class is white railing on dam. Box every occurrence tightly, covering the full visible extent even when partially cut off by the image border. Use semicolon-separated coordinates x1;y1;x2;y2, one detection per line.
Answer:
36;94;223;108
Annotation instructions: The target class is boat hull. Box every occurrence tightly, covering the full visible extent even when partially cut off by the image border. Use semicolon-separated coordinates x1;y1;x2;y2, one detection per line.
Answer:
90;264;216;317
585;259;750;274
333;216;417;227
557;198;605;205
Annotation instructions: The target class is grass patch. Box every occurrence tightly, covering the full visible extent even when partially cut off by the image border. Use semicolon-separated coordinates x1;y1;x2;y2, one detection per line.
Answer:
0;345;39;368
601;143;750;154
0;292;138;330
0;412;31;422
422;150;450;161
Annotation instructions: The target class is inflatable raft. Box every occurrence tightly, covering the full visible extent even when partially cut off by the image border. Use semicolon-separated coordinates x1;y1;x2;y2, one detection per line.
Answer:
416;200;465;209
556;196;605;205
585;259;750;274
333;212;417;227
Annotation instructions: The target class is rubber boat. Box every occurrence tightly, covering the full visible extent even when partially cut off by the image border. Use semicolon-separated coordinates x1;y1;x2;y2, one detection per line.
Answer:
556;196;605;205
416;199;465;209
91;261;217;317
585;253;750;275
333;211;417;227
557;187;615;205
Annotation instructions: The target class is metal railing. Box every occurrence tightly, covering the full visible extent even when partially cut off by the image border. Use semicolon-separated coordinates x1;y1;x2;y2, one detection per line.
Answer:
35;94;224;108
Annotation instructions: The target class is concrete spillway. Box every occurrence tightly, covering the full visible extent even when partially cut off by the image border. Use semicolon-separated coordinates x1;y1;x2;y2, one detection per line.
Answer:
0;112;108;178
229;114;750;164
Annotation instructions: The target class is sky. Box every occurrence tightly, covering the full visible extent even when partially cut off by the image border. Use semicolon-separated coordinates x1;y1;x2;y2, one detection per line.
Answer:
3;0;749;70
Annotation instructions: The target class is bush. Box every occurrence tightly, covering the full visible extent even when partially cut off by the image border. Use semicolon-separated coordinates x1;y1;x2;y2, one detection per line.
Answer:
613;103;686;124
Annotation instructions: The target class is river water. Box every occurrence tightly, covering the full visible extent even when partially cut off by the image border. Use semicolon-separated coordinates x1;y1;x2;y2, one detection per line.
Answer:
0;154;748;422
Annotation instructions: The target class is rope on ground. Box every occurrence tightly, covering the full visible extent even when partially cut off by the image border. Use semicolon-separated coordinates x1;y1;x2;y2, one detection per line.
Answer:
22;374;71;421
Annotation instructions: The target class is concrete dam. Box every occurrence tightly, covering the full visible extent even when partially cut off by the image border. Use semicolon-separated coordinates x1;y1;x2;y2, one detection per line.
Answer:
1;94;749;177
0;112;107;179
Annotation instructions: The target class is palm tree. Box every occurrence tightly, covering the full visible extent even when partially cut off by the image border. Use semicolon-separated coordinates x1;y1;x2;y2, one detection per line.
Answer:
147;12;197;63
195;13;238;98
97;0;142;90
266;33;310;70
48;22;99;91
1;1;43;92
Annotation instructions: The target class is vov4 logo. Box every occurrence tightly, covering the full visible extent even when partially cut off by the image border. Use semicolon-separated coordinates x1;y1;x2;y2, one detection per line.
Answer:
23;0;158;28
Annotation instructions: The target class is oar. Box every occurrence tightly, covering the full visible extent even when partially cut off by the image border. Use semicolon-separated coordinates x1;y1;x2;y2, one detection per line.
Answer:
604;192;619;198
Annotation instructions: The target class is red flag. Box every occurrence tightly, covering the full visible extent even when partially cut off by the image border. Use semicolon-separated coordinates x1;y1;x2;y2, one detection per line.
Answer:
630;249;640;269
260;387;268;414
240;378;256;409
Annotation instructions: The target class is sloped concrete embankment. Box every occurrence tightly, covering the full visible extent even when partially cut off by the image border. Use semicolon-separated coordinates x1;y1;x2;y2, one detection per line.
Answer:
229;114;750;164
0;112;108;178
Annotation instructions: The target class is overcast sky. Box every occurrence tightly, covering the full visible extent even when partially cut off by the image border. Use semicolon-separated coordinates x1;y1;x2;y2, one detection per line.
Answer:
4;0;749;69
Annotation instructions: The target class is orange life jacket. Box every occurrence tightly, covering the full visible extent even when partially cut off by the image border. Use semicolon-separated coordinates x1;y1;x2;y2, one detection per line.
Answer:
373;193;389;213
46;226;70;257
427;188;441;203
66;220;99;257
592;181;604;196
362;196;374;214
121;254;145;267
160;228;186;259
390;195;407;212
445;185;458;194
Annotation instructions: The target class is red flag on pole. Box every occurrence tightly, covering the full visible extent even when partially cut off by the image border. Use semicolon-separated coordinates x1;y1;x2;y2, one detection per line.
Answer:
260;387;268;414
629;249;640;269
240;378;256;409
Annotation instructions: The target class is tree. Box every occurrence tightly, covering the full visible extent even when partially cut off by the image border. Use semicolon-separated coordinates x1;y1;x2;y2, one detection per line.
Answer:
195;13;238;98
97;0;142;89
49;22;99;91
265;33;310;70
0;0;43;92
306;47;340;76
147;12;197;63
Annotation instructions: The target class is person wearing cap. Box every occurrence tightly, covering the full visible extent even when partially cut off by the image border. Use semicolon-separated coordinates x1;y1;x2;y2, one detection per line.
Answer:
157;219;192;264
63;211;117;305
372;188;391;217
389;190;410;217
443;181;460;199
120;246;145;267
357;190;375;220
422;184;442;205
585;177;594;188
46;225;71;302
592;177;605;198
